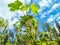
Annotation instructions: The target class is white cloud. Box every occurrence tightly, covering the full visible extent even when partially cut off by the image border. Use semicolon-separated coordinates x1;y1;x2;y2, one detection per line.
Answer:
19;0;24;3
38;0;60;19
47;17;53;23
9;18;19;28
38;0;53;18
24;0;31;4
40;14;46;18
5;0;24;4
59;21;60;24
57;16;60;20
54;13;60;21
52;4;59;9
0;0;16;20
38;0;52;8
47;13;60;23
47;15;54;23
47;3;60;14
39;0;49;8
54;13;60;19
5;0;15;4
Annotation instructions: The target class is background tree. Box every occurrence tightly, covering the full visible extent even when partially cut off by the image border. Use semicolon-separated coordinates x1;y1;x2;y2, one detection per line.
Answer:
0;17;10;45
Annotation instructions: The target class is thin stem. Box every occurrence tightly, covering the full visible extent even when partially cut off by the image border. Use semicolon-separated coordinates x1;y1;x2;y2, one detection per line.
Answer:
20;10;26;16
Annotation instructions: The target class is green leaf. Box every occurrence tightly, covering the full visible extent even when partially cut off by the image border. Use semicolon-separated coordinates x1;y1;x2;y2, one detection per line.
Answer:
32;18;38;26
10;7;16;11
42;42;47;45
6;39;10;45
6;42;10;45
30;4;39;14
20;4;28;11
8;0;23;11
0;17;4;26
8;3;15;7
0;20;3;26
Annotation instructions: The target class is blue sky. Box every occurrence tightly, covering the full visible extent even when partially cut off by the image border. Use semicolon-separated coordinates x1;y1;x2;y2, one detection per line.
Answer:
0;0;60;32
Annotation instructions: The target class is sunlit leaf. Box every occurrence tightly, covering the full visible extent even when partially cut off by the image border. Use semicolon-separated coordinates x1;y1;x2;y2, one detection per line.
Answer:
32;18;38;27
0;17;4;26
20;4;28;11
8;0;23;11
30;4;39;14
6;42;10;45
42;42;46;45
